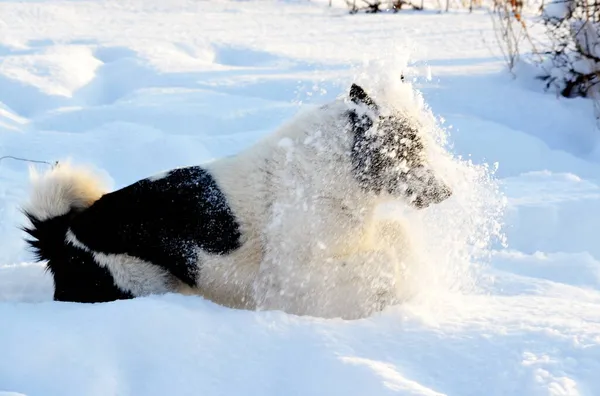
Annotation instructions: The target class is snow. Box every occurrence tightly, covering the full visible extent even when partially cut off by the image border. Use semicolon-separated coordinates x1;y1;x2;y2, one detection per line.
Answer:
1;0;600;395
542;0;573;21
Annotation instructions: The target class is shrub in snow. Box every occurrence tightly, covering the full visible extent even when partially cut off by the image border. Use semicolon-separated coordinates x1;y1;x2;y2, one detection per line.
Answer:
344;0;423;13
341;0;497;13
489;0;529;72
537;0;600;99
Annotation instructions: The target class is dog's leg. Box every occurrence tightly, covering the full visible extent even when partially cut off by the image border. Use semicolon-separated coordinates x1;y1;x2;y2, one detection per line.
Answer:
318;218;421;318
372;218;424;302
319;248;402;319
254;231;405;320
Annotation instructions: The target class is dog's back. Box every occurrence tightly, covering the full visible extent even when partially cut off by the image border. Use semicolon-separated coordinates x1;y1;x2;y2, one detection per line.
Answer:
22;163;243;303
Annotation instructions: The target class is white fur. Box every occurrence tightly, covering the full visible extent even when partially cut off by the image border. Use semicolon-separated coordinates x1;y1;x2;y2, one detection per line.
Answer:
26;98;420;319
65;230;178;296
201;100;416;319
24;162;109;221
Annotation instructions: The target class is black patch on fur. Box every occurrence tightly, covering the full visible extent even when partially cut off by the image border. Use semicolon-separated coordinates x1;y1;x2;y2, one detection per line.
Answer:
347;84;426;195
68;166;242;288
353;114;426;193
346;84;452;207
349;83;379;112
22;211;134;303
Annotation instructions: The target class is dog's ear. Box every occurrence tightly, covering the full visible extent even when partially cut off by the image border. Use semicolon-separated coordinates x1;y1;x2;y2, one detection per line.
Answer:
348;84;377;138
349;84;378;111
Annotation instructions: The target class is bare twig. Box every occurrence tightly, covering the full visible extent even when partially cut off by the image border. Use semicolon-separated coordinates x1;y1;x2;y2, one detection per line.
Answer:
0;156;56;167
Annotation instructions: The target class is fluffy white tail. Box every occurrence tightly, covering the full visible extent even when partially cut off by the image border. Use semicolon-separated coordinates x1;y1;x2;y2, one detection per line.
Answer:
23;162;109;222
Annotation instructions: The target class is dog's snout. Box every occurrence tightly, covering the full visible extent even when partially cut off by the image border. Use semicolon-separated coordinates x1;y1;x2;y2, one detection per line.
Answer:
432;181;452;203
407;173;452;209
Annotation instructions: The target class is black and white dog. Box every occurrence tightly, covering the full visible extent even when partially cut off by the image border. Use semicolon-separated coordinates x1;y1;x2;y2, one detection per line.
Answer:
22;84;452;319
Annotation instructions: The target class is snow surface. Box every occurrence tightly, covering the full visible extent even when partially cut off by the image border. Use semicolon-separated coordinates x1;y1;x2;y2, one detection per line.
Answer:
1;0;600;395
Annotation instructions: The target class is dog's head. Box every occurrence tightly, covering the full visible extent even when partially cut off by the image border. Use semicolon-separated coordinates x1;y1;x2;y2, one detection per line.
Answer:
347;83;452;209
